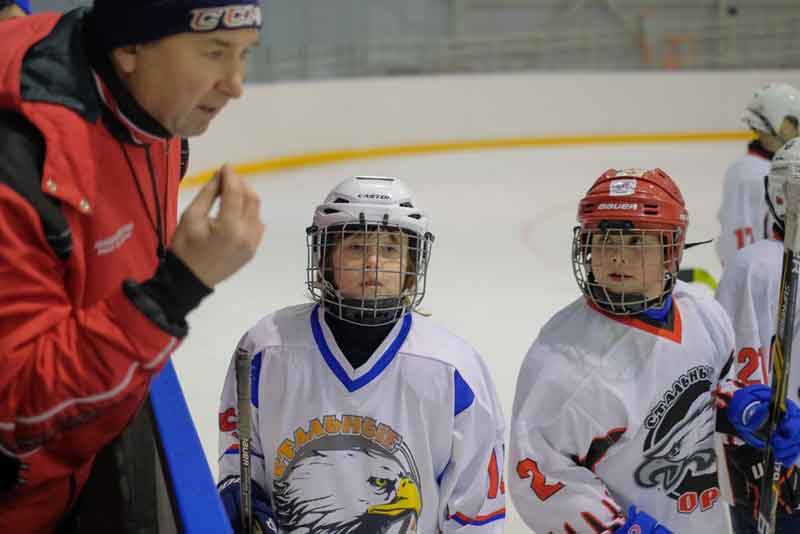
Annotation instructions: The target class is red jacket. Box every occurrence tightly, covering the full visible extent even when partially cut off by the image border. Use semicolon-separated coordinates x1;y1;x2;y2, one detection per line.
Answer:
0;12;187;531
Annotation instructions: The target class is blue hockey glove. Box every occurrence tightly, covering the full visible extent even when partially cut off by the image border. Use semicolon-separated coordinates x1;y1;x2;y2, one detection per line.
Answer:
728;384;771;449
219;477;278;534
728;384;800;465
617;506;672;534
773;399;800;465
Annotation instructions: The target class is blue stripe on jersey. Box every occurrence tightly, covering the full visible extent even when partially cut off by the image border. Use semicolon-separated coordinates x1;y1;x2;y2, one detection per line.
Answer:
449;509;506;526
310;305;412;393
436;458;451;486
454;370;475;416
221;445;265;460
251;350;263;408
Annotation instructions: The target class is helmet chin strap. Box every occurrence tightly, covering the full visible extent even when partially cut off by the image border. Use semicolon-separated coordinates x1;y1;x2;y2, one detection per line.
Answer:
323;296;404;326
588;272;676;316
321;282;404;326
765;174;786;234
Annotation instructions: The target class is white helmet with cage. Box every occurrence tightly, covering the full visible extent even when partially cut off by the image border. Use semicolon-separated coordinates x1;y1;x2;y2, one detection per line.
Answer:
766;138;800;234
306;176;435;326
743;83;800;138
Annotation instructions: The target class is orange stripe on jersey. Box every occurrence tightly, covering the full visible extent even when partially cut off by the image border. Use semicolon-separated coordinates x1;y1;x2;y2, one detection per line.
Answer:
602;498;622;517
448;508;506;526
581;511;614;533
592;299;682;343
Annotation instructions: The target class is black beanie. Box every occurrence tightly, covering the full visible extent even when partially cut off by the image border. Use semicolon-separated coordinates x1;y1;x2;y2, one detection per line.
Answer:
90;0;262;51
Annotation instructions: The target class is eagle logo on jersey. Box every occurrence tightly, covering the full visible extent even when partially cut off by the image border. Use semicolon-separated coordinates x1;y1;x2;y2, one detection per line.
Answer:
634;366;721;514
273;416;422;533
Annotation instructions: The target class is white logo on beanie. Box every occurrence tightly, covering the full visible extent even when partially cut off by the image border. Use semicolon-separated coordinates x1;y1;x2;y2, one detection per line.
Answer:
189;5;262;31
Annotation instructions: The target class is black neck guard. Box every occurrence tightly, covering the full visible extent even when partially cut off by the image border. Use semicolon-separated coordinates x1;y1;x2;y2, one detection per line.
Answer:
323;296;405;326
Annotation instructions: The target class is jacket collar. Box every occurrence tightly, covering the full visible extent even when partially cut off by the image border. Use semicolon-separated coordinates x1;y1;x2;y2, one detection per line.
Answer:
20;7;172;145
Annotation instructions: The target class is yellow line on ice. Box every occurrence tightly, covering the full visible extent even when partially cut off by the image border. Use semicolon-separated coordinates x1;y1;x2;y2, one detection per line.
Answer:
181;130;753;188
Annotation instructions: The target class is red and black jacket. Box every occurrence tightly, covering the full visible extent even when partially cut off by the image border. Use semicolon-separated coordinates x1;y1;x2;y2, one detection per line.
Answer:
0;9;208;531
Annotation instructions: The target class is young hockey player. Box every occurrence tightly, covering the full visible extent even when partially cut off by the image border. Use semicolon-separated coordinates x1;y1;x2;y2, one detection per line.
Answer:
217;176;506;533
509;168;742;533
716;139;800;533
717;83;800;267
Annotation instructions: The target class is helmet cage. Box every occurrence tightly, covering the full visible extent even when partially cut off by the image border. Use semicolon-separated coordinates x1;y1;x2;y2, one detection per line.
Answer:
572;222;684;315
765;158;800;234
306;219;434;326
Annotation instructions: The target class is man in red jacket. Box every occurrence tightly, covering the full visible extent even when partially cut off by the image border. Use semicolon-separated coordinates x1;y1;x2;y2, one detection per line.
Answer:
0;1;265;531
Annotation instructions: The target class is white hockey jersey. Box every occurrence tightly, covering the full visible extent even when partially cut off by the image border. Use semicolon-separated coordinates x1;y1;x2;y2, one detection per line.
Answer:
715;237;800;449
218;303;506;534
715;238;800;392
509;281;735;534
717;145;773;267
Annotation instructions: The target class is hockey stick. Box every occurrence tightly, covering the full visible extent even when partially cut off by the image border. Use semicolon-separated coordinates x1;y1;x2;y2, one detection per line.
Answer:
756;174;800;534
677;267;718;291
677;239;717;291
236;347;254;534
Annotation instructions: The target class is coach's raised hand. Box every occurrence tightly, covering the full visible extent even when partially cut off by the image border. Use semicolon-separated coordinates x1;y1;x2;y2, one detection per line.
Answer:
171;164;265;287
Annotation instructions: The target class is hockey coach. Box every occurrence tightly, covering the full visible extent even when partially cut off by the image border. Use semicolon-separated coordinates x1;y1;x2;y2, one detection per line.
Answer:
0;1;265;531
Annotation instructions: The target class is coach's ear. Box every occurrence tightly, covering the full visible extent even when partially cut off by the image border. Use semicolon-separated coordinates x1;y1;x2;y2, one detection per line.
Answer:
110;44;141;76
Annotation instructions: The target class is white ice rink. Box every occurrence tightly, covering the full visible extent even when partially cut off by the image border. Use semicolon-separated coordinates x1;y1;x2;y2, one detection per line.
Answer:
174;140;744;533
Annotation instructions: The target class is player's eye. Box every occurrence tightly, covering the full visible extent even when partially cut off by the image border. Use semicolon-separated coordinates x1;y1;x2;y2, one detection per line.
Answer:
205;50;225;60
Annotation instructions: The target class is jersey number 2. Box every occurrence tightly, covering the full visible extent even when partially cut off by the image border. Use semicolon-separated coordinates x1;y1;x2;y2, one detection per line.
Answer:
516;458;564;501
736;347;767;385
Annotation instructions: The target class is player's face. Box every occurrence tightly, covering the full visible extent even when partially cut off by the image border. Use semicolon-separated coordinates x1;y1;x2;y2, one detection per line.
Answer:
0;5;26;20
779;117;800;144
331;231;410;300
590;230;665;299
113;29;259;137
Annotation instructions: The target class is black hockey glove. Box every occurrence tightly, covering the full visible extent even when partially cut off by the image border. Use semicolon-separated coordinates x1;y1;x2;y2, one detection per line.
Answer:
722;443;800;515
219;476;278;534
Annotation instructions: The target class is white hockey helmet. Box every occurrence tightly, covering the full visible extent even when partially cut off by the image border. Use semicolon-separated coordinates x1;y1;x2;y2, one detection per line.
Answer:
766;138;800;234
306;176;435;326
743;83;800;138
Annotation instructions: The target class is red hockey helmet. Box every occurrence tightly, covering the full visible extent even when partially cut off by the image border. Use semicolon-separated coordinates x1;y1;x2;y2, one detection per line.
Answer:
572;168;689;315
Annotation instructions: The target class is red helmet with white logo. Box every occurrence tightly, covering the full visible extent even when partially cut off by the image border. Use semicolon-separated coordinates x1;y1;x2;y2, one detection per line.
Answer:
572;168;689;315
577;168;688;234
